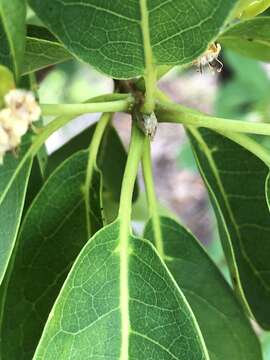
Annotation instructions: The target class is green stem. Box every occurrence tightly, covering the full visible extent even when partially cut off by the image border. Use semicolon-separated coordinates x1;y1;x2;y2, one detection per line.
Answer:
140;0;156;114
156;90;270;165
142;138;164;257
41;98;132;117
118;122;145;221
118;121;145;360
84;113;111;238
157;99;270;136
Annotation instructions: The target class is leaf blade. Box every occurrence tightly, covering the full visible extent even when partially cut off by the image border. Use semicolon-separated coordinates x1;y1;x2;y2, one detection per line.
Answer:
28;0;238;79
0;150;103;359
0;137;33;285
0;0;26;77
33;220;209;359
188;127;270;329
219;17;270;62
23;25;72;75
144;216;263;360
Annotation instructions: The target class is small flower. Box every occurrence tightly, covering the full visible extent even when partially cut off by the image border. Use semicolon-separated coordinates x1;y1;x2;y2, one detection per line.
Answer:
4;89;41;123
0;89;41;164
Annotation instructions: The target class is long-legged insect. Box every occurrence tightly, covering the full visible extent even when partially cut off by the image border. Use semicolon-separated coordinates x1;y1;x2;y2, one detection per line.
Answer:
194;43;223;74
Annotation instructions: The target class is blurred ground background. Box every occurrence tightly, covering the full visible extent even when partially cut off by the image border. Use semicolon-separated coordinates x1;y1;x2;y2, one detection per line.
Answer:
38;50;270;357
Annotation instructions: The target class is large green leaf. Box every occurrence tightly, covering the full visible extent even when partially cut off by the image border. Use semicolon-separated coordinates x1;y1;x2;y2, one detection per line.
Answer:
144;216;262;360
29;0;237;79
0;150;103;359
22;25;72;75
0;0;26;77
219;17;270;62
0;137;33;285
33;220;209;359
188;127;270;329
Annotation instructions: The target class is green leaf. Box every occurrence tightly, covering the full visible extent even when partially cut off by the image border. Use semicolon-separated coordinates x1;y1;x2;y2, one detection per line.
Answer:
144;216;262;360
219;17;270;62
0;150;103;359
262;332;270;360
0;0;26;78
33;220;209;359
22;25;72;75
29;0;237;79
188;127;270;329
0;137;33;285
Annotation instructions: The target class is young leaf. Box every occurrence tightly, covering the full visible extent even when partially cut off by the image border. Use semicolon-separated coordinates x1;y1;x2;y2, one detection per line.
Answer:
0;150;103;360
219;17;270;62
144;216;263;360
188;127;270;329
32;220;209;360
0;0;26;77
0;137;33;285
22;25;72;75
28;0;238;79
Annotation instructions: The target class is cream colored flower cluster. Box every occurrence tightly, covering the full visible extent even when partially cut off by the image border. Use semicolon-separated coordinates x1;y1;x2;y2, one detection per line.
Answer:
0;89;41;164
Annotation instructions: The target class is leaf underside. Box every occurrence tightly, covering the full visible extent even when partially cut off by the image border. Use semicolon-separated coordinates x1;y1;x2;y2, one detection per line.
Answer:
32;220;209;360
28;0;237;79
188;127;270;329
23;25;72;75
0;150;102;360
144;216;262;360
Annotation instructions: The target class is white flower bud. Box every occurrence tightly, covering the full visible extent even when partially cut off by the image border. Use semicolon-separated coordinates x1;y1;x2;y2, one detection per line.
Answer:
0;108;28;147
4;89;41;123
0;89;41;164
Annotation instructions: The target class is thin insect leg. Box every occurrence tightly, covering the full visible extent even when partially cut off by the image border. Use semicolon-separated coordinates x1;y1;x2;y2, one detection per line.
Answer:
215;58;223;73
